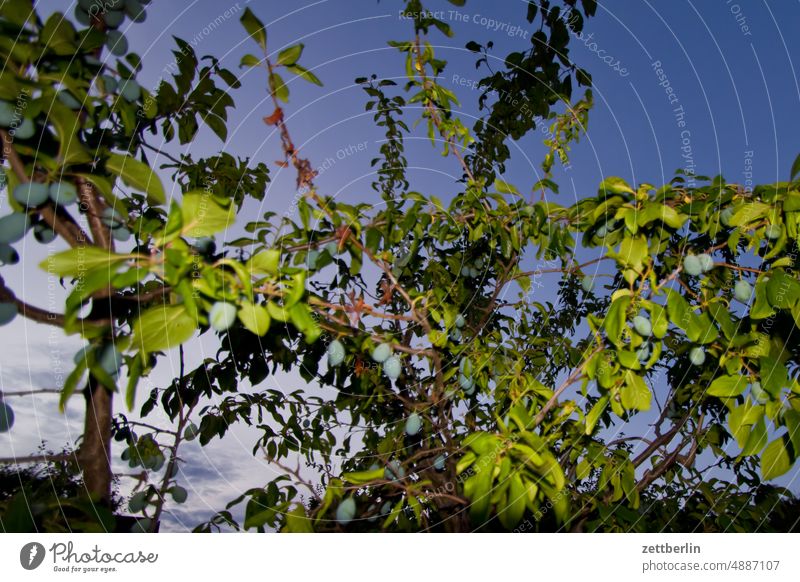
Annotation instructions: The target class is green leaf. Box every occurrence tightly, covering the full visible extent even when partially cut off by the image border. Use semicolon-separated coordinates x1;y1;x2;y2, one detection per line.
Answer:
107;153;166;205
585;394;609;435
238;301;271;335
240;54;262;68
621;371;651;411
666;289;701;338
277;44;303;66
741;416;768;456
247;249;280;276
603;295;630;347
598;176;635;195
269;72;289;102
131;305;198;354
286;64;322;86
706;375;747;398
240;8;267;50
342;467;385;484
283;504;314;533
181;191;235;237
40;247;129;277
760;437;791;480
495;179;520;196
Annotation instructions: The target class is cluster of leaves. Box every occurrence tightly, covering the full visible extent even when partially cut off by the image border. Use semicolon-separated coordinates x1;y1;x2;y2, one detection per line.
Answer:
1;0;799;534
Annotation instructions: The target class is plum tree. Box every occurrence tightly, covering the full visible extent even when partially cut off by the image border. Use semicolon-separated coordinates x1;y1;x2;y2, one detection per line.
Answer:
1;0;799;535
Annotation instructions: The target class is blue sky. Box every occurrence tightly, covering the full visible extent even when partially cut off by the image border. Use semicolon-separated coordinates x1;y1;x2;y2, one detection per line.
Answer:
2;0;799;530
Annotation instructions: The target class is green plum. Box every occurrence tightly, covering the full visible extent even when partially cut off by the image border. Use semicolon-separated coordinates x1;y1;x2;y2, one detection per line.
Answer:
325;242;338;256
596;224;607;237
455;314;466;328
0;302;18;325
384;460;405;481
433;455;446;471
306;249;319;269
765;224;782;240
636;342;651;364
0;213;31;243
383;355;401;380
581;275;594;293
0;243;19;265
170;486;188;504
0;101;13;127
698;254;714;272
336;497;356;525
734;280;753;303
49;181;78;205
100;74;118;93
13;183;49;207
74;6;91;25
458;373;474;392
13;118;35;140
183;423;199;441
0;401;14;433
460;266;470;277
370;342;392;363
449;329;461;342
128;491;148;513
112;227;131;242
720;207;734;226
404;413;422;436
689;347;705;366
57;91;82;110
98;343;122;376
750;381;768;404
683;255;702;276
104;9;125;27
119;79;141;102
327;339;345;366
33;223;57;244
209;302;237;331
106;30;128;56
130;518;152;533
632;315;652;337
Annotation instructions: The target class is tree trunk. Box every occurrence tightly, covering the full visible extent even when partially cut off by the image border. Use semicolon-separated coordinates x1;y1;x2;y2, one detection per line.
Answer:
79;378;113;502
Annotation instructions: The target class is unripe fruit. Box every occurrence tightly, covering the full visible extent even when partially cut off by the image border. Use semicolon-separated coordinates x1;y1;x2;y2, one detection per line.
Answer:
384;460;405;481
57;91;82;110
193;237;215;255
0;213;31;244
306;249;319;269
303;419;310;428
0;401;14;433
112;227;131;242
632;315;652;337
474;258;484;269
734;280;753;303
455;314;466;328
104;9;125;27
683;255;702;276
13;183;49;207
0;244;18;265
469;267;479;278
433;455;446;471
458;373;474;392
13;118;34;140
125;0;147;22
34;223;57;244
0;302;18;326
121;448;131;461
128;491;147;513
596;225;607;237
119;79;141;102
750;381;768;403
336;497;356;525
98;343;122;376
74;6;91;25
100;74;118;93
404;413;422;436
0;101;13;127
209;302;237;332
698;254;714;273
581;275;594;293
106;30;128;56
170;486;188;504
460;266;470;277
130;518;152;533
370;342;392;363
327;339;345;367
325;242;338;256
689;347;705;366
720;207;734;226
380;501;392;516
49;181;78;205
450;329;461;342
636;342;651;364
765;224;782;240
383;355;401;380
184;423;199;441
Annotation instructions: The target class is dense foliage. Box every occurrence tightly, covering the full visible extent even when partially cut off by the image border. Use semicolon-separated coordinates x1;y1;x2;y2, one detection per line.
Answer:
0;0;799;532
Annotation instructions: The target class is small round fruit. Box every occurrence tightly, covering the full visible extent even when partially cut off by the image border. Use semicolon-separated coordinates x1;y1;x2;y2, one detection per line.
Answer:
720;207;734;226
100;74;118;93
119;79;141;102
460;266;470;277
750;381;768;404
581;275;594;293
698;254;714;273
303;419;310;428
306;249;319;269
336;497;356;525
194;237;215;255
380;501;392;516
450;329;462;342
0;213;31;243
57;91;82;110
683;255;702;276
636;342;651;364
13;182;49;207
325;242;338;256
734;280;753;303
0;401;14;433
433;455;446;471
596;225;607;237
74;6;91;25
106;30;128;56
0;101;13;127
104;9;125;27
128;491;147;513
384;460;405;481
459;373;474;392
98;343;122;376
33;223;57;244
183;423;199;441
170;486;188;504
370;342;392;364
112;227;131;242
455;314;466;328
130;517;152;533
632;315;652;337
0;244;13;267
0;302;18;326
12;118;35;140
49;181;78;205
327;339;345;367
121;448;131;461
765;224;782;240
382;355;401;380
474;257;485;269
688;347;706;366
208;302;237;332
469;267;479;278
404;413;422;436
